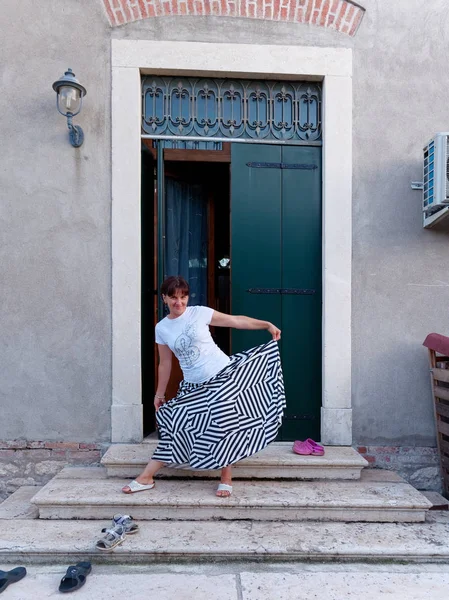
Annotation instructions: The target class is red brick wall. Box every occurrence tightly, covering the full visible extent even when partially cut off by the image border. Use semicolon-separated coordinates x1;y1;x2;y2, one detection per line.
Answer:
102;0;364;36
0;439;101;459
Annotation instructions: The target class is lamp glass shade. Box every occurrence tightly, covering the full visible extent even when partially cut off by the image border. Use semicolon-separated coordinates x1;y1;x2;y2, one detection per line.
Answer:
58;86;82;116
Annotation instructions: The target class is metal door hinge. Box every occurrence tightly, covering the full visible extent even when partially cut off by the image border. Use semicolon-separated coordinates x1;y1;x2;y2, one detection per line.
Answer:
246;162;317;170
247;288;316;295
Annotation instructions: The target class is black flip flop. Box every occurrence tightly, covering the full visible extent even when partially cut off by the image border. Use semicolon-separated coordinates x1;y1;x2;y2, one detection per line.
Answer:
0;566;27;593
59;561;92;593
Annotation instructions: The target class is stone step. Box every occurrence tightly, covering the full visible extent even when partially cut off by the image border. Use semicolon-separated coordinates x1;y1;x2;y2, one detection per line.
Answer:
422;491;449;511
1;514;448;565
31;468;431;522
101;443;368;480
0;485;40;520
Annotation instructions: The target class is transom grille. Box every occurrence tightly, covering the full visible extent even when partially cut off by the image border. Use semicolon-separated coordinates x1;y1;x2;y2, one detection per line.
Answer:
141;76;322;143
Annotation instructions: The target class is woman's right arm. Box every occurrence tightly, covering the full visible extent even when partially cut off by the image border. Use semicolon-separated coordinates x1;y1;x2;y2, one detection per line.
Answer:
155;344;173;411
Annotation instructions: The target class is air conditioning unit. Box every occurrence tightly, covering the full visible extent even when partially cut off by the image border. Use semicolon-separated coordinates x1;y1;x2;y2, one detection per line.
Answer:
423;132;449;215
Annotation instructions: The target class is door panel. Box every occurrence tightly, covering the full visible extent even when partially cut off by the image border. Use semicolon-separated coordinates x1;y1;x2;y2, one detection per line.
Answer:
230;144;282;353
280;146;322;440
231;143;322;441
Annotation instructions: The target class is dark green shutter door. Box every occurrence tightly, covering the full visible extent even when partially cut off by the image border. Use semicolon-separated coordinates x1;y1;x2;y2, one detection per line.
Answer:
231;144;322;441
230;144;282;353
280;145;322;440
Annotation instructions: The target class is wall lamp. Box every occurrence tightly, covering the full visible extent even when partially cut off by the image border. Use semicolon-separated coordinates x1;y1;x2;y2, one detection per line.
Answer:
52;68;87;148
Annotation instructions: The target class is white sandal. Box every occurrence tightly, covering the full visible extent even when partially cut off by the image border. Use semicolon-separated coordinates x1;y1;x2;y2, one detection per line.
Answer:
95;525;125;552
216;483;232;497
103;514;139;535
122;480;155;494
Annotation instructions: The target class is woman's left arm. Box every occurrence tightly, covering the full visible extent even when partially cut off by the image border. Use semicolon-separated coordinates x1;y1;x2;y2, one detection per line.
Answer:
210;311;281;341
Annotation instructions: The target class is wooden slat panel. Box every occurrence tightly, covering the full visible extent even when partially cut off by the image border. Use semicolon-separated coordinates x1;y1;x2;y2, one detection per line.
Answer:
430;349;448;489
436;401;449;419
434;386;449;401
441;455;449;470
437;420;449;437
441;440;449;456
432;368;449;383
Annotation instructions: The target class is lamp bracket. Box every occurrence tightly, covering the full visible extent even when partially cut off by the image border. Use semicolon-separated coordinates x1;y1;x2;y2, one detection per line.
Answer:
66;114;84;147
68;124;84;148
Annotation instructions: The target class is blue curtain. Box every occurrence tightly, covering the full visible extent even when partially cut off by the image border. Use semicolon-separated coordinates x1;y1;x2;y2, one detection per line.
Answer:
165;177;208;306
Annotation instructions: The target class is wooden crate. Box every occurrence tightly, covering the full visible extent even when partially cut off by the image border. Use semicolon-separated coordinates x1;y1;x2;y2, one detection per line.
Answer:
423;333;449;499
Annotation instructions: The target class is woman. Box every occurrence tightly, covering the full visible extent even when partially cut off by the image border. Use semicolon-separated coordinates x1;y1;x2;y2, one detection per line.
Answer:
122;275;285;498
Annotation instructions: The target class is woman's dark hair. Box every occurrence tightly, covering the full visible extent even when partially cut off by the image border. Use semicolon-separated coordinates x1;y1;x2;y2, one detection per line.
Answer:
160;276;190;297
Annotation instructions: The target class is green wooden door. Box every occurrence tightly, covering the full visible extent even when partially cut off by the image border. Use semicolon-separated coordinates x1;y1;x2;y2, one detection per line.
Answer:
231;144;322;441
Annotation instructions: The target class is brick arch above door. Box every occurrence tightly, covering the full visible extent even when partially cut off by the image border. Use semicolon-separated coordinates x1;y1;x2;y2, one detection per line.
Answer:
102;0;365;36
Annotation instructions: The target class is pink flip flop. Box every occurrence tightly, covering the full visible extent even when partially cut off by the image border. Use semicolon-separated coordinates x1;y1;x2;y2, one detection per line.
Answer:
292;439;325;456
306;438;325;455
293;440;313;455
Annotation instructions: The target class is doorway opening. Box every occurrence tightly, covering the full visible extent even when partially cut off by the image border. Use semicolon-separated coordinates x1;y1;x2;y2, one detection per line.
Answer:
141;142;322;442
141;143;231;436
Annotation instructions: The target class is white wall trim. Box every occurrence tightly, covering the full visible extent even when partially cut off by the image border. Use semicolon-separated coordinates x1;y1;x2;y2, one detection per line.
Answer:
111;39;353;445
111;65;142;442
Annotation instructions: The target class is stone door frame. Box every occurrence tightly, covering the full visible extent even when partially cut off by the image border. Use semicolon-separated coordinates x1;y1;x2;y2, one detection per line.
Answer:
110;40;353;445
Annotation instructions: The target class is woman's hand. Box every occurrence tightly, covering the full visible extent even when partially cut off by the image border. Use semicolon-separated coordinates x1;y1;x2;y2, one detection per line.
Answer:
267;323;281;340
154;396;165;412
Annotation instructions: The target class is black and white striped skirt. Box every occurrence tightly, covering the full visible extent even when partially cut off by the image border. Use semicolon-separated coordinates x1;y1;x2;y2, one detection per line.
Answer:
152;340;286;469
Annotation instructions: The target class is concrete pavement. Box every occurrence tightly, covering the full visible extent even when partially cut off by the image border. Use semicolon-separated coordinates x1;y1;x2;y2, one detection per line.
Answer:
1;563;449;599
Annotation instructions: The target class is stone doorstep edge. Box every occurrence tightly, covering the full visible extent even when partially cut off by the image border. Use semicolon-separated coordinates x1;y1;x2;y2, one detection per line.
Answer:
35;506;428;523
101;445;368;467
2;516;448;563
1;550;449;566
101;456;368;469
103;467;364;480
101;459;367;472
30;481;432;511
101;458;366;467
101;458;367;466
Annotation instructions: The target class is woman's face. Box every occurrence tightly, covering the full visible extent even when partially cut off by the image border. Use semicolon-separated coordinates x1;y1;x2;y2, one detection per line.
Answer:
163;289;189;318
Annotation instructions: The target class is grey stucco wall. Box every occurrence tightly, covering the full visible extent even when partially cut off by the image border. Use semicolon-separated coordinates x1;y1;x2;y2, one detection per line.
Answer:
351;0;449;445
1;0;448;448
0;1;112;442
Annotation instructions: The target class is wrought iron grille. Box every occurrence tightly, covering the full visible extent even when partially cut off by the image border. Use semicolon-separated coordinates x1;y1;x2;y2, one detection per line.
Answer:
141;76;322;143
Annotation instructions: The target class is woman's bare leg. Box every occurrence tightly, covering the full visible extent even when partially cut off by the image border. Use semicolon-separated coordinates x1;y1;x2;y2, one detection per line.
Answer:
216;465;232;497
122;459;165;493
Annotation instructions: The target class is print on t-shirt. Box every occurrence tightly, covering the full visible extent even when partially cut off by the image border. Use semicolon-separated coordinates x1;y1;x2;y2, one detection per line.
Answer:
174;322;200;366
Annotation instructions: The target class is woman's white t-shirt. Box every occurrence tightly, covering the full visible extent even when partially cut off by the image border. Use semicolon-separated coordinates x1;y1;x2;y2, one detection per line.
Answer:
155;306;230;384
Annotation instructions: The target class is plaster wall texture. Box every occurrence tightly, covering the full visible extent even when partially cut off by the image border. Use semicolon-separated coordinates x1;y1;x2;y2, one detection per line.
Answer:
1;0;449;451
0;1;112;442
350;0;449;445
